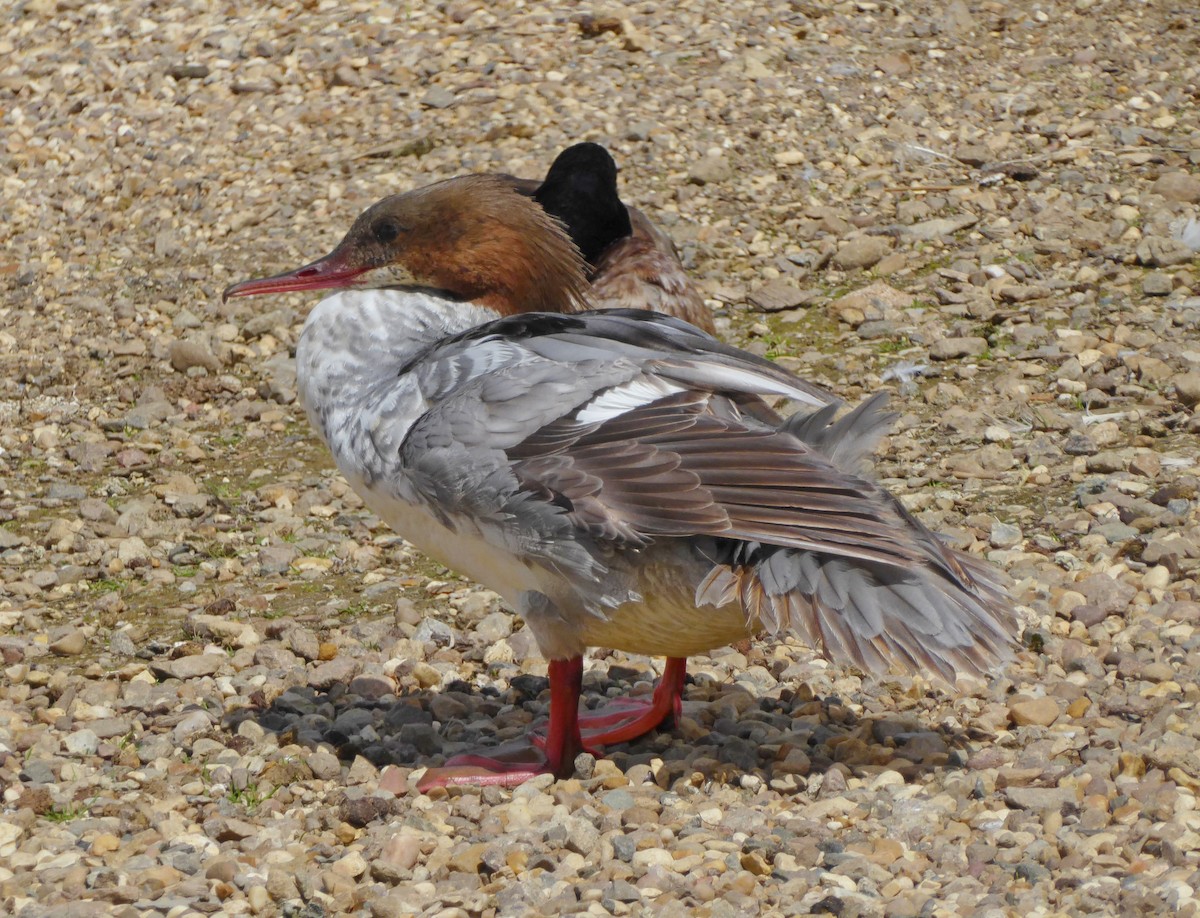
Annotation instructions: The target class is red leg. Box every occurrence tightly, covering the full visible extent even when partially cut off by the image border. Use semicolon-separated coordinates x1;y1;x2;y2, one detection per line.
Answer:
574;657;688;746
416;656;584;791
541;656;585;775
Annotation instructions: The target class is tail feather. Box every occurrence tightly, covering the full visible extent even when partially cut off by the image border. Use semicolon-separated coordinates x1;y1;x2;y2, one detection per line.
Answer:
686;391;1017;683
784;391;897;473
697;543;1016;682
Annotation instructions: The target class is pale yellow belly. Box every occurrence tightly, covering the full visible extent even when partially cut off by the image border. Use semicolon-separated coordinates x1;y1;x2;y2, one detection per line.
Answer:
358;478;750;659
578;571;753;658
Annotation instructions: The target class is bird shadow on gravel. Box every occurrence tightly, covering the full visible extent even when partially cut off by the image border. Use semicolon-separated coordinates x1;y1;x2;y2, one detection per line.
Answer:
221;665;983;795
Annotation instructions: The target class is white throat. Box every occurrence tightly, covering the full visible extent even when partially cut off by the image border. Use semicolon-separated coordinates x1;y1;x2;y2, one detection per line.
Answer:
294;288;497;465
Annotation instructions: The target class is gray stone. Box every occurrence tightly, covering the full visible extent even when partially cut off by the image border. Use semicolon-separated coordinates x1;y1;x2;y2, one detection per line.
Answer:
309;657;359;691
1137;236;1195;267
168;63;210;80
47;482;87;501
601;789;635;811
1062;434;1097;456
1143;272;1174;296
22;759;57;784
930;336;988;360
564;815;600;855
413;619;455;647
64;729;100;756
169;340;220;373
331;707;374;736
49;629;87;656
831;237;892;270
162;654;224;680
398;723;438;754
611;834;637;862
307;749;343;780
688;153;732;185
605;879;642;902
998;284;1050;303
349;674;395;699
1094;521;1138;544
258;544;298;575
1076;573;1137;615
285;626;320;661
419;86;456;109
989;521;1022;549
173;709;212;744
88;718;134;739
474;611;512;643
1086;451;1127;474
747;279;813;312
1152;171;1200;204
902;214;978;240
1174;372;1200;407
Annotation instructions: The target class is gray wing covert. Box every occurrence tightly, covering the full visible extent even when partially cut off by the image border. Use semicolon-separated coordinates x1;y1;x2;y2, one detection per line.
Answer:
395;333;644;588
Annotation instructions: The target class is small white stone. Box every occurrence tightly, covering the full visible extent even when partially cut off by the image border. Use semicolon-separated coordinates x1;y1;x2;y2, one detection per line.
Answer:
632;848;676;869
332;851;368;878
64;729;99;756
247;885;270;913
117;537;149;564
1143;565;1171;591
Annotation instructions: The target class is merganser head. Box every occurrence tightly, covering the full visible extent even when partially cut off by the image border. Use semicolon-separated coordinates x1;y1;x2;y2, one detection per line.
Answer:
534;142;633;265
223;174;590;315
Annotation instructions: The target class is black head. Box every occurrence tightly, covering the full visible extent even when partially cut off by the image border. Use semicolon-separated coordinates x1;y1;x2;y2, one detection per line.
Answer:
534;142;633;264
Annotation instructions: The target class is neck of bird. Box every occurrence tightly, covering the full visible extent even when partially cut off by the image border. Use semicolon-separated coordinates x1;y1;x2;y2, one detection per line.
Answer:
294;288;498;455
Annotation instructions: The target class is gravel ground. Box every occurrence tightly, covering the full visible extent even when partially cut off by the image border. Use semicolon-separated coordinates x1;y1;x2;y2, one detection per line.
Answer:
3;1;1200;915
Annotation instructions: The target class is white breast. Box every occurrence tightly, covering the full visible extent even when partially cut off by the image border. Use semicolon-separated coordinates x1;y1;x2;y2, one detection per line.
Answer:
293;288;547;597
347;470;547;607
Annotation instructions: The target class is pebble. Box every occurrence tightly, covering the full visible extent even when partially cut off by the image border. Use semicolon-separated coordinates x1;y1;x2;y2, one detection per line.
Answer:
1174;372;1200;407
378;765;409;795
1152;172;1200;204
1137;236;1195;267
831;237;893;270
64;729;100;756
990;521;1022;549
1143;272;1174;296
162;654;224;679
420;86;457;109
109;631;137;656
247;885;270;912
169;340;221;373
307;749;342;780
748;279;812;312
930;336;988;360
49;629;87;656
173;709;213;743
903;214;978;240
1008;697;1060;727
688;153;732;185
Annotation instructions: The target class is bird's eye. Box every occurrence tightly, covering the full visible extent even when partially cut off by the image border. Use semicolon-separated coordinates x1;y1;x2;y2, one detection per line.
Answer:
373;219;402;245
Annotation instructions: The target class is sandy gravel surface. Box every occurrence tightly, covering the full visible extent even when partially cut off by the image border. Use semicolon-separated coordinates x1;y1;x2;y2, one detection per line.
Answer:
3;1;1200;915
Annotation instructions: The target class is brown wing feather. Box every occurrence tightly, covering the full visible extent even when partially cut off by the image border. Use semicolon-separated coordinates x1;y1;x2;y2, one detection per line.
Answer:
508;390;938;570
507;387;1016;678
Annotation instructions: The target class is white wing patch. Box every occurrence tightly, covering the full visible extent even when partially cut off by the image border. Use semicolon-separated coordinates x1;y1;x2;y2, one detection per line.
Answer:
575;376;687;423
661;362;833;409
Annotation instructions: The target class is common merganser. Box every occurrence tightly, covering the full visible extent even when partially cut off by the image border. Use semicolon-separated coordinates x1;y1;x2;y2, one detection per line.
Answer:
224;174;1015;790
526;143;714;333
